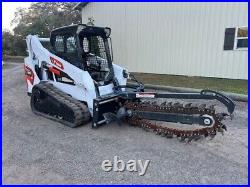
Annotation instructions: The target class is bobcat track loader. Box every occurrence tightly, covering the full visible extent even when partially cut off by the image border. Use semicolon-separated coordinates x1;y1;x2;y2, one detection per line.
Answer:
24;24;235;142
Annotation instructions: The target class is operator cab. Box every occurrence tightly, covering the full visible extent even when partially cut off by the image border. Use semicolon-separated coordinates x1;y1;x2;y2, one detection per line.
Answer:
50;24;114;86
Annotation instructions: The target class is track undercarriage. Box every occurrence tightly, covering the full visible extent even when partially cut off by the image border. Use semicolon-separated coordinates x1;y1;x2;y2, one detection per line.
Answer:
31;83;90;128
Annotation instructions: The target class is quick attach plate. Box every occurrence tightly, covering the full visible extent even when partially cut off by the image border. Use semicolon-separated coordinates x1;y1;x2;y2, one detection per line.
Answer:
92;94;120;128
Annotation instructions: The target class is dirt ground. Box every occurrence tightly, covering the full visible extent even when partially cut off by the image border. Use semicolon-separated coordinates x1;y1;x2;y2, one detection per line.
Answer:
2;63;248;184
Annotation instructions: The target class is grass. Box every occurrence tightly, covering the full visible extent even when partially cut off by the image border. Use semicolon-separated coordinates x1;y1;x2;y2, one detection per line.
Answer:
131;72;248;95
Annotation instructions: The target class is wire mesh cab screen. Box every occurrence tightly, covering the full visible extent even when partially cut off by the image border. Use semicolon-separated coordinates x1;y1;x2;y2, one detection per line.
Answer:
81;35;111;84
50;25;113;85
50;34;79;67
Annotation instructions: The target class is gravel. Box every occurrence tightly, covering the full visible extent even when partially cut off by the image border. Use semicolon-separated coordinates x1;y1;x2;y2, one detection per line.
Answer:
2;63;248;184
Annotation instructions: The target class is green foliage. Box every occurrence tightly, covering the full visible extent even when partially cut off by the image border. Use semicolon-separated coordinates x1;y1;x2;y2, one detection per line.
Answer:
2;31;15;55
2;2;81;56
2;30;26;56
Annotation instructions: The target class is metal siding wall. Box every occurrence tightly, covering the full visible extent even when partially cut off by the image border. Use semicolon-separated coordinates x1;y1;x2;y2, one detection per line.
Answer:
82;2;248;79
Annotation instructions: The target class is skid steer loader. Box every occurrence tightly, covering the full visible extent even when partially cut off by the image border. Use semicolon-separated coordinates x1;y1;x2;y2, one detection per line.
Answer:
24;24;235;142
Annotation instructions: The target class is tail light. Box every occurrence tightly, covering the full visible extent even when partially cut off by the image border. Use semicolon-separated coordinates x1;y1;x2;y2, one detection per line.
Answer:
24;65;34;85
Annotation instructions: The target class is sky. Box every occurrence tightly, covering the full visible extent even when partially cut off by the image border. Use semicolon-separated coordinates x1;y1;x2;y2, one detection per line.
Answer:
2;2;32;31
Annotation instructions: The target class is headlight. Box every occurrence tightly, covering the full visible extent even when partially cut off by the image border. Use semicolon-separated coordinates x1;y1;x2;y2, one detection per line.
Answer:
123;69;129;78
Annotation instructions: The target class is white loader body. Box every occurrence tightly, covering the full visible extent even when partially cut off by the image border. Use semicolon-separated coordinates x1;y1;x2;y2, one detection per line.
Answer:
24;35;127;115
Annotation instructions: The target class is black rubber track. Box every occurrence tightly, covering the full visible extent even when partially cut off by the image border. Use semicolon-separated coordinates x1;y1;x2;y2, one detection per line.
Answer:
30;82;90;128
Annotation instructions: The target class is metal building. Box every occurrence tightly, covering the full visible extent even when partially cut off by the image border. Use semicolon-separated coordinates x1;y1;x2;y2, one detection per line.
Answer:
74;2;248;80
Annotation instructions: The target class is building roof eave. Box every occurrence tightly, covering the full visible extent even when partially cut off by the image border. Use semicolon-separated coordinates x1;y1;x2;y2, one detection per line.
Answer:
73;2;89;11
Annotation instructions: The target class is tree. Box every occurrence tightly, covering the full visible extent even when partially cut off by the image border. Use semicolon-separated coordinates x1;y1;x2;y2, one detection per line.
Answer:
2;3;81;56
12;3;81;37
2;30;14;55
2;30;27;56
